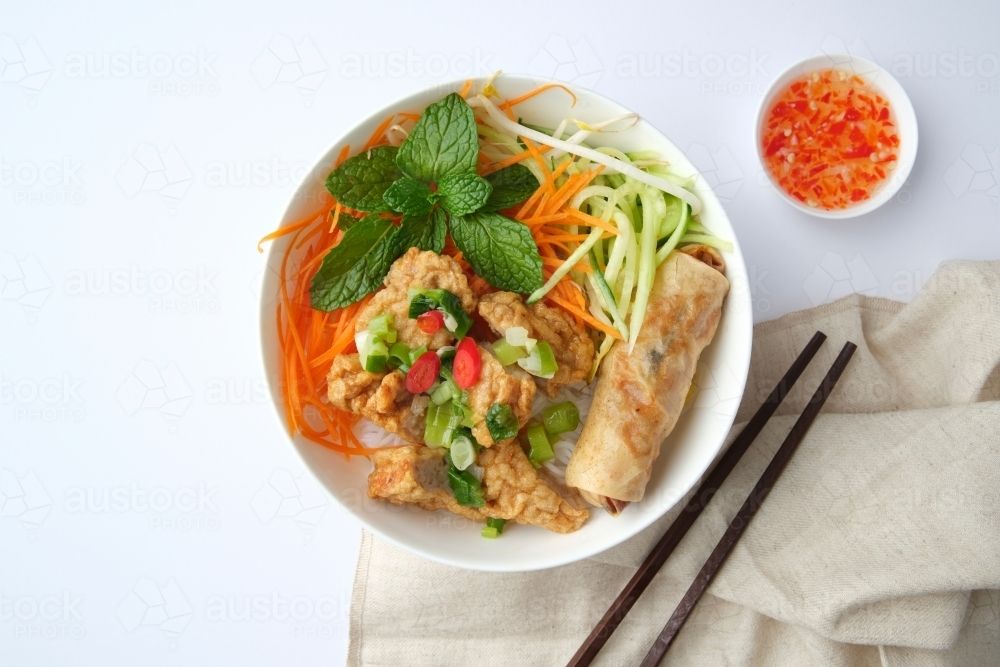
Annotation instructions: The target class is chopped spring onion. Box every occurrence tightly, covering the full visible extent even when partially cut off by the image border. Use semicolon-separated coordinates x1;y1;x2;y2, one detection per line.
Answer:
476;94;702;214
367;312;396;343
543;401;579;435
424;402;454;447
482;517;507;538
450;435;476;471
526;423;555;466
408;345;428;365
492;338;527;366
517;341;558;379
431;379;458;405
505;326;535;351
388;342;412;371
355;331;388;373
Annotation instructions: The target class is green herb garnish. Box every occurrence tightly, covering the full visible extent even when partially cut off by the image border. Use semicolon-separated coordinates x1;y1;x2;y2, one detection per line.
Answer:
309;214;399;311
391;208;448;255
482;163;538;211
396;93;479;182
436;173;493;217
313;92;542;309
485;403;519;442
447;462;485;508
324;146;401;213
449;211;544;294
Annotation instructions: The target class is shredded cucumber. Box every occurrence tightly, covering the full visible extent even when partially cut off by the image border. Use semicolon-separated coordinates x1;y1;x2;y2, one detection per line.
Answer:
469;76;737;378
655;203;691;266
628;187;663;353
588;251;629;340
679;233;733;253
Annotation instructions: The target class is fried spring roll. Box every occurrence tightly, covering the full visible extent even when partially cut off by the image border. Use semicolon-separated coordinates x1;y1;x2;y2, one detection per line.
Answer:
565;245;730;512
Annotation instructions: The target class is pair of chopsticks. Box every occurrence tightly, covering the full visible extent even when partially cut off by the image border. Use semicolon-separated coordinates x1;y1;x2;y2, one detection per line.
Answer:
567;331;857;667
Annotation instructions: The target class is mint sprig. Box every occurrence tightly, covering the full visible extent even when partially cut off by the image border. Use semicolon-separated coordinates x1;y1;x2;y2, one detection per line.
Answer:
312;92;544;310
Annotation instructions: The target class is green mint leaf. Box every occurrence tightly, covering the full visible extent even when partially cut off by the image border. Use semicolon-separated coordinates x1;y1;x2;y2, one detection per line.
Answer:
397;93;478;182
384;176;433;215
325;146;402;213
334;211;359;232
391;208;447;255
310;214;399;311
482;163;538;211
448;211;543;295
437;173;492;216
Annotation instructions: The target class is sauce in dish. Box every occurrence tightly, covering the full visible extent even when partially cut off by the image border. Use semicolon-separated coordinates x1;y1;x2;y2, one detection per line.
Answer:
761;69;899;210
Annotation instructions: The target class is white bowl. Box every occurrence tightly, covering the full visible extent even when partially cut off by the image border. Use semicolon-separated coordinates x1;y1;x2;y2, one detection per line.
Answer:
754;54;918;219
259;74;753;571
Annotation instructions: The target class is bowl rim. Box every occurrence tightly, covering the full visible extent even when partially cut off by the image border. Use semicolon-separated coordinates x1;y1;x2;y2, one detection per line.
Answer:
753;53;919;219
259;73;753;571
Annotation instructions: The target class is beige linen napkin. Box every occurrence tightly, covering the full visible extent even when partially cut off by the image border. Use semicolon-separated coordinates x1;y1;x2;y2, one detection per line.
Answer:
347;260;1000;667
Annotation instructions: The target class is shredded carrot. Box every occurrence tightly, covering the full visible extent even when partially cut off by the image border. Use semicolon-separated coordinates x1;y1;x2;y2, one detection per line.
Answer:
328;203;342;233
480;150;533;175
541;165;604;216
364;114;397;151
546;293;621;340
335;144;351;167
521;137;555;192
499;83;577;111
540;254;591;274
458;79;473;97
257;206;331;253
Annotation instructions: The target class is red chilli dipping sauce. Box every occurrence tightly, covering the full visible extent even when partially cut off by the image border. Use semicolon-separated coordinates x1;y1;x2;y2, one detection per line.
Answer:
761;69;899;210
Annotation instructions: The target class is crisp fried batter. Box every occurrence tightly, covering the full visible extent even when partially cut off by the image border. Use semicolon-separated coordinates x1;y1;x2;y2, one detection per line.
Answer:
326;354;424;443
478;291;594;396
466;344;535;447
356;248;477;350
367;441;589;533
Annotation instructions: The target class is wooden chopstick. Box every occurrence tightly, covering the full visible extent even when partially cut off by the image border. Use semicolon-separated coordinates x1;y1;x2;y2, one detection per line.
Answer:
639;340;858;667
566;330;828;667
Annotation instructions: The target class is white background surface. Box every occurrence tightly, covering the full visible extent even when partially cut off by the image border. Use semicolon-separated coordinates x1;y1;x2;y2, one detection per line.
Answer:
2;1;998;664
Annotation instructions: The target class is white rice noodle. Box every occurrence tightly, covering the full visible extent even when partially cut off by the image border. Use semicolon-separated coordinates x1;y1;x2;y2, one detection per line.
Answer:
352;419;406;449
